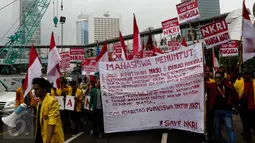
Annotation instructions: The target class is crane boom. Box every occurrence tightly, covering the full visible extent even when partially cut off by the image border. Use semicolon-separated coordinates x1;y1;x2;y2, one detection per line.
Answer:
0;0;50;65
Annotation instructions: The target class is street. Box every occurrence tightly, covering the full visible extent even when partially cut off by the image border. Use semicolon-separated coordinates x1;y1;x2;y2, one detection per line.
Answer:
0;115;254;143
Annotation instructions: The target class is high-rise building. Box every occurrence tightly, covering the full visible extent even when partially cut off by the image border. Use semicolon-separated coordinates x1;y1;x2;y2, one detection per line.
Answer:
88;11;122;43
76;13;89;45
20;0;41;46
181;0;220;19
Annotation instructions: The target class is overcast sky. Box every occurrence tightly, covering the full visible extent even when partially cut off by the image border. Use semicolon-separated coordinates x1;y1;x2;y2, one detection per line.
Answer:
0;0;254;45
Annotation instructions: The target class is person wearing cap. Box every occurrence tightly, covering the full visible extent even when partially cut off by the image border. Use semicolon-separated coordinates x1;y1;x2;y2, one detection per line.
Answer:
205;71;238;143
219;65;229;79
234;68;255;143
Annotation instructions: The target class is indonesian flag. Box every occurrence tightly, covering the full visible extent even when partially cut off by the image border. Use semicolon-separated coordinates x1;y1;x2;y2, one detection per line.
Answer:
212;48;219;74
153;47;164;55
119;31;127;61
242;0;255;62
24;45;42;97
133;14;142;59
181;37;188;47
95;42;108;72
47;32;61;88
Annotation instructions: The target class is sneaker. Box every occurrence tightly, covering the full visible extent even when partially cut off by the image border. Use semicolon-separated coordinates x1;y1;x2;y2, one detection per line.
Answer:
90;130;93;136
13;132;20;137
24;132;30;136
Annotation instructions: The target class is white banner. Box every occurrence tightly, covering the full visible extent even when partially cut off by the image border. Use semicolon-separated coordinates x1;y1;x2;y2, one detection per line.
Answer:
99;43;204;133
65;96;75;111
84;96;91;110
55;96;65;110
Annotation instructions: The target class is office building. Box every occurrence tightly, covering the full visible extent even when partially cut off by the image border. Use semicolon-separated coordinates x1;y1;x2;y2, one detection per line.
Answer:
88;11;122;43
181;0;220;19
76;13;89;45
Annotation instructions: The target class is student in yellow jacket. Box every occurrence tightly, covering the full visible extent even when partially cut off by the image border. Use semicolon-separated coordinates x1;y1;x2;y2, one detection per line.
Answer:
68;80;83;135
234;68;255;143
15;79;35;136
33;78;64;143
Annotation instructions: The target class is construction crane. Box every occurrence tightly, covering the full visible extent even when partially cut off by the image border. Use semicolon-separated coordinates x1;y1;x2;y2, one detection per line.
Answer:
0;0;51;65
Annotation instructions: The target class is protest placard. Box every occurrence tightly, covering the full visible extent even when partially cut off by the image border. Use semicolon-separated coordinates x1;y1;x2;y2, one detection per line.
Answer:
161;18;180;37
59;52;71;72
65;96;75;111
82;58;96;75
168;41;181;52
200;19;231;49
99;43;204;133
55;96;65;110
220;41;239;57
84;96;91;110
70;48;85;62
176;0;200;24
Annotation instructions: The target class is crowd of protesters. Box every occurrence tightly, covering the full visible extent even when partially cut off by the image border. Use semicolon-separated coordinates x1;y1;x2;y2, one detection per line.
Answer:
13;62;255;143
204;64;255;143
14;74;104;142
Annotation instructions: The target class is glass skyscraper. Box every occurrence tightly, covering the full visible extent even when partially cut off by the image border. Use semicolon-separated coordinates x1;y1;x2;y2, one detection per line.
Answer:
181;0;220;19
76;14;89;45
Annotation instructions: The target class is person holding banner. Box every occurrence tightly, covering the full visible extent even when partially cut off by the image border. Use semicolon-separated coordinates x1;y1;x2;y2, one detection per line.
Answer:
89;80;104;138
205;71;238;143
33;78;64;143
68;80;83;136
59;77;71;133
234;68;255;143
14;79;35;137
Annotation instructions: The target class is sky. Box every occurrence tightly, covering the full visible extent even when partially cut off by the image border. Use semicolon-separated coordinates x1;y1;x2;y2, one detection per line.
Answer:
0;0;254;45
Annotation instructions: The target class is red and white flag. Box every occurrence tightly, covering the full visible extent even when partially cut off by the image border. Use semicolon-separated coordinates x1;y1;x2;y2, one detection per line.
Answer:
242;0;255;62
212;49;219;74
133;14;142;59
181;37;188;47
95;42;108;72
47;32;61;88
24;45;42;97
119;31;127;61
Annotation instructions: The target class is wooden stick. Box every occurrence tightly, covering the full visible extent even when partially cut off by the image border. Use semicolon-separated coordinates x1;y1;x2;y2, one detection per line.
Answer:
189;22;195;44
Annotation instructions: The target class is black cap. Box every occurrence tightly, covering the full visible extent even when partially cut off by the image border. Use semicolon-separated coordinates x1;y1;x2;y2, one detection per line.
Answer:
242;68;252;75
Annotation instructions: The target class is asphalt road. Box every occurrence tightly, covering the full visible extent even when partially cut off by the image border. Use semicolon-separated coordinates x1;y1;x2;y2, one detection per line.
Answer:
0;115;255;143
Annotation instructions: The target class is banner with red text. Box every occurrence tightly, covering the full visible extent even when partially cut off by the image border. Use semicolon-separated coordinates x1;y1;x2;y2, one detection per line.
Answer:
112;43;125;61
200;19;231;49
220;41;239;57
162;18;181;37
70;48;85;62
176;0;200;24
59;52;71;72
168;41;181;52
82;58;96;75
99;43;204;133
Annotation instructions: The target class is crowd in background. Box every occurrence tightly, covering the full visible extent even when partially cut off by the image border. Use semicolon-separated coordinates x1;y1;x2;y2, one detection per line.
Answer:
14;74;104;139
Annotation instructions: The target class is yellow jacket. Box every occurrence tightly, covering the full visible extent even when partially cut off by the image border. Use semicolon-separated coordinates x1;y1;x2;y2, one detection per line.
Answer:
35;94;64;143
234;78;255;104
224;73;229;79
67;88;83;112
15;87;35;108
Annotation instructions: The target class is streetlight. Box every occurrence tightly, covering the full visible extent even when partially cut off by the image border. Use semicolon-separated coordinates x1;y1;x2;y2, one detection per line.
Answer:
60;16;66;52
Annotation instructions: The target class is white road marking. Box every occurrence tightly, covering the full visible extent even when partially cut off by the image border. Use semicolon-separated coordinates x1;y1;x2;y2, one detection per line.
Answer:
161;133;168;143
64;132;84;143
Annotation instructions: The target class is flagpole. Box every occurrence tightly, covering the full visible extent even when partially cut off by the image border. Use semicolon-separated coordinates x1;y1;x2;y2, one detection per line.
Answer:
202;42;207;135
189;22;195;44
239;15;244;73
